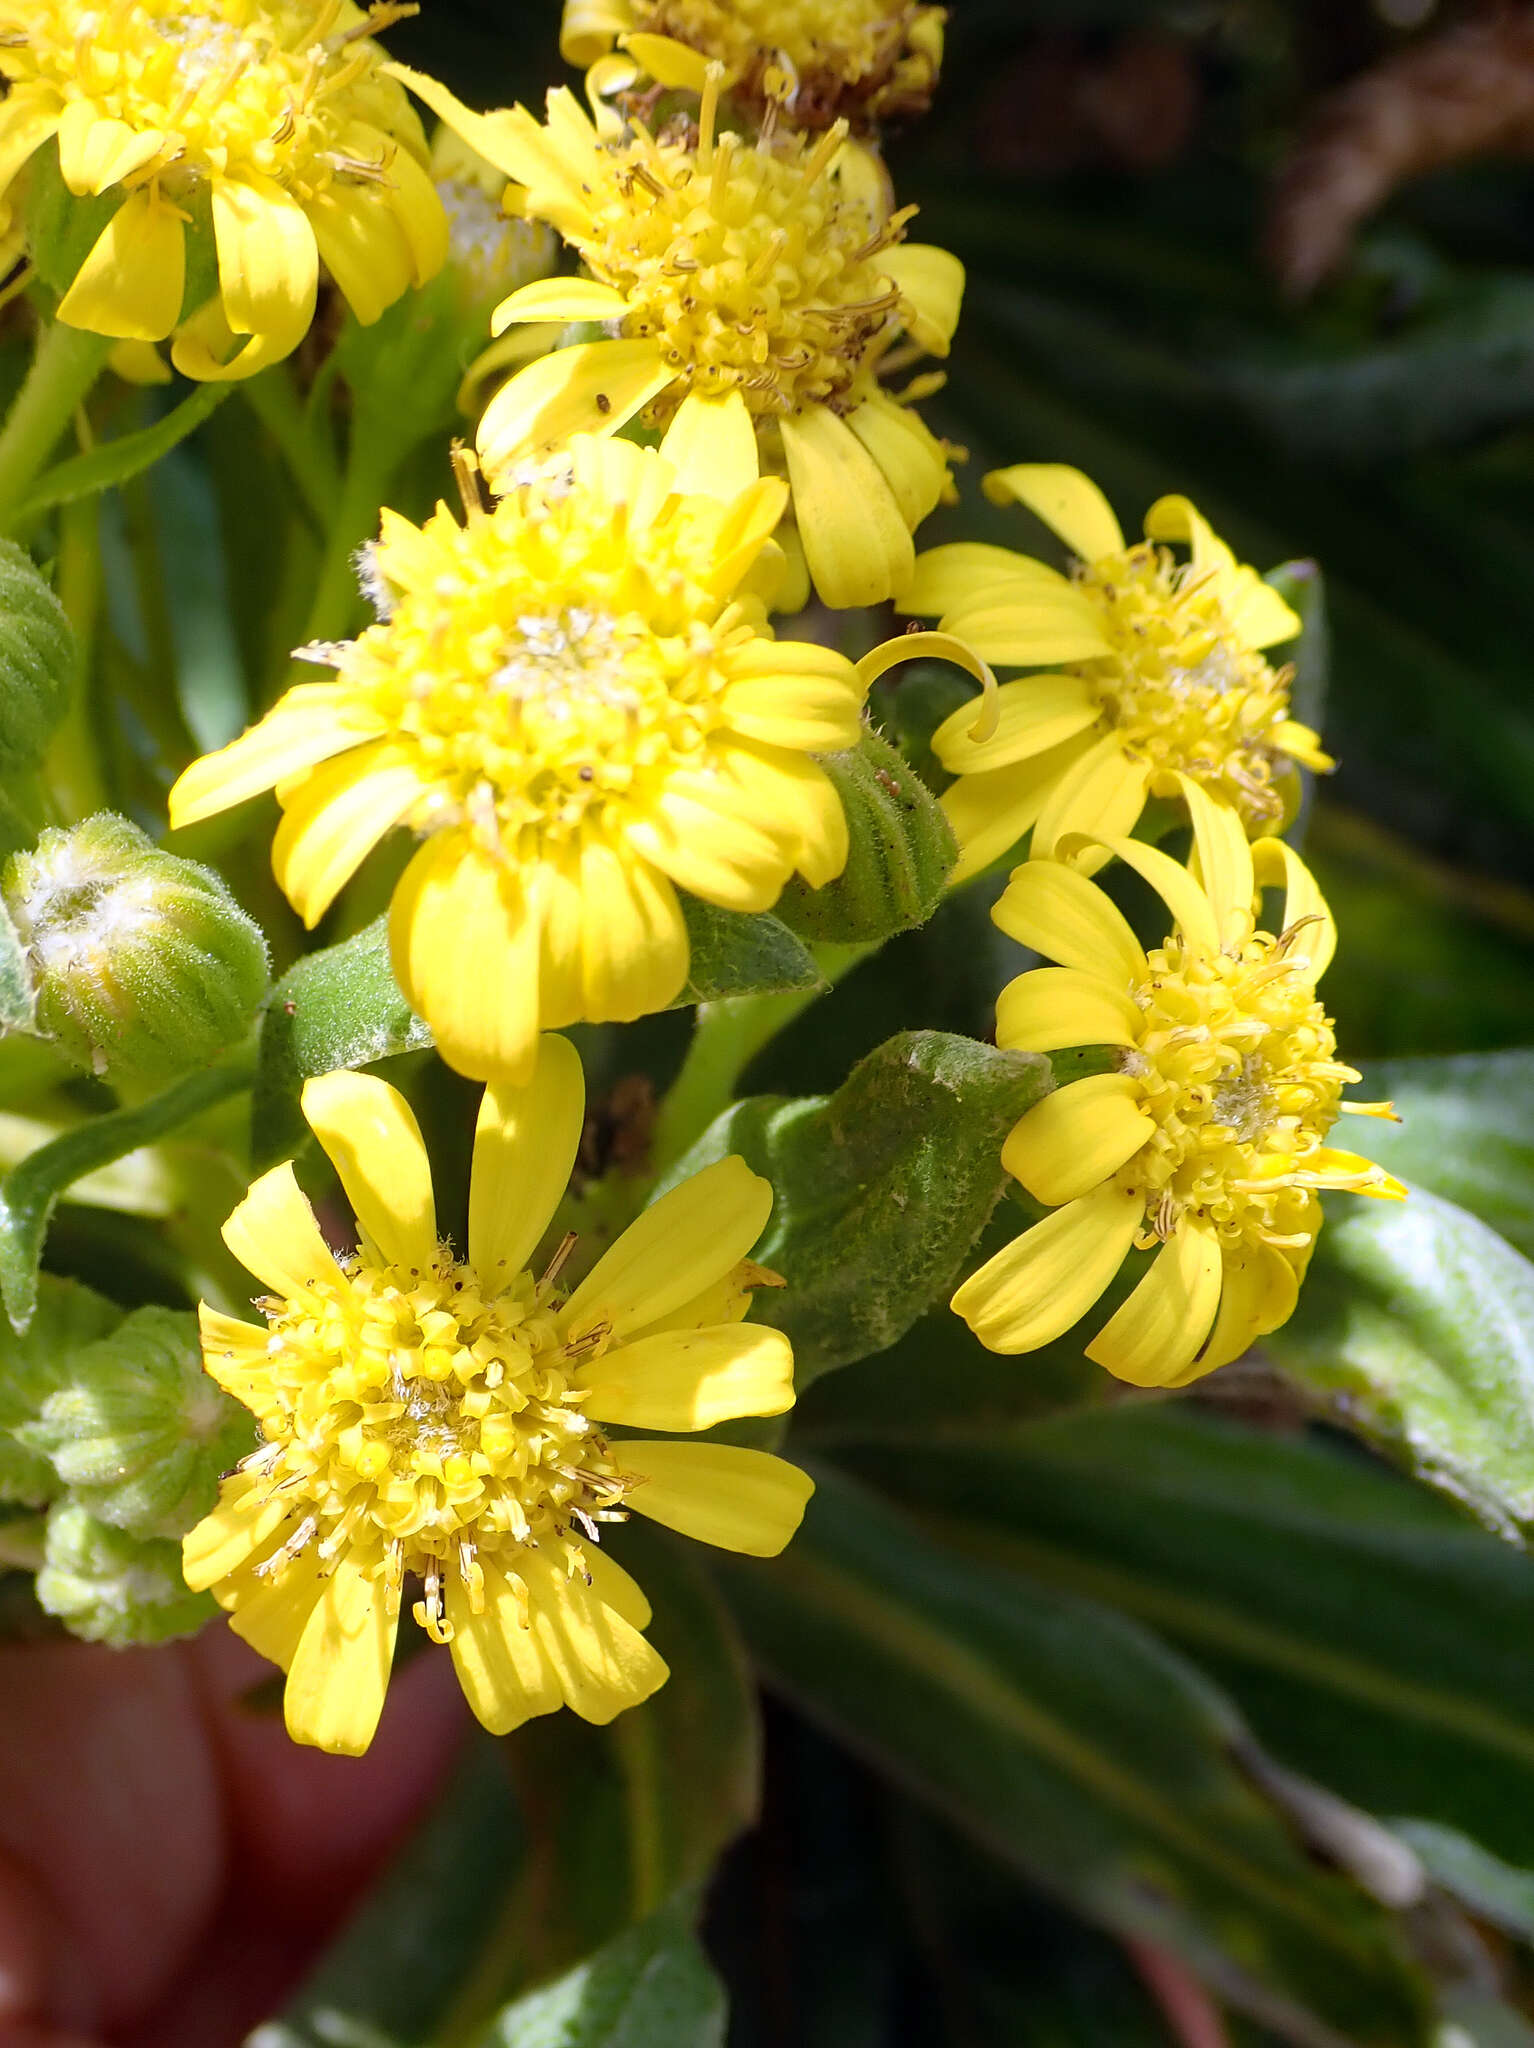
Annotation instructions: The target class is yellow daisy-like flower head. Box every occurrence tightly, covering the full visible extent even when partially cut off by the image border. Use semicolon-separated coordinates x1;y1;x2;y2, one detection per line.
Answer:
392;65;964;607
905;465;1333;883
168;410;867;1083
183;1038;812;1755
0;0;448;379
561;0;946;131
952;793;1404;1388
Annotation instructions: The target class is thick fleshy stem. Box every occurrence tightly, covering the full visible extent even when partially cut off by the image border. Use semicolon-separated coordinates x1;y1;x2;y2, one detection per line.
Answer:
648;939;874;1178
0;322;113;535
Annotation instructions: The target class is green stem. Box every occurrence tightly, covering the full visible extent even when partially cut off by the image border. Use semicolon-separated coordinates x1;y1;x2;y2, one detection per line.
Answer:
240;363;338;527
0;323;111;534
649;940;875;1176
42;494;107;822
294;427;399;660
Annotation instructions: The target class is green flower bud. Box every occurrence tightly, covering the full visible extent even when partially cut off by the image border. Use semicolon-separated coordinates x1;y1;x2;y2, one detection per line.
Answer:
17;1306;255;1540
3;813;269;1084
0;1276;119;1509
0;539;74;776
36;1503;213;1648
777;729;958;944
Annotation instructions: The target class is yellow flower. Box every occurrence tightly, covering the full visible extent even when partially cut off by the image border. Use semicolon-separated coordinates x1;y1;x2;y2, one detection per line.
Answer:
0;0;448;379
904;465;1332;884
952;792;1404;1387
561;0;946;131
183;1038;812;1755
391;64;965;607
168;413;868;1082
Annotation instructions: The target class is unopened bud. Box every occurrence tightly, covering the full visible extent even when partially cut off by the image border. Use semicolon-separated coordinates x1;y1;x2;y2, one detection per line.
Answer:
36;1503;213;1647
777;729;957;943
432;126;557;321
17;1306;255;1539
3;813;269;1084
0;1275;119;1509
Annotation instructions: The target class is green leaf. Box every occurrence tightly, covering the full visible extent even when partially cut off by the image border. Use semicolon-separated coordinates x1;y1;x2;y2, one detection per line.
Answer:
776;729;956;944
0;894;34;1031
717;1465;1431;2046
0;1273;120;1505
1357;1050;1534;1257
837;1407;1534;1869
674;899;822;1006
254;1737;528;2048
1393;1821;1534;1941
474;1891;725;2048
0;1051;255;1332
498;1523;759;1988
667;1031;1050;1383
17;385;231;522
1267;1187;1534;1539
252;917;432;1168
0;537;73;773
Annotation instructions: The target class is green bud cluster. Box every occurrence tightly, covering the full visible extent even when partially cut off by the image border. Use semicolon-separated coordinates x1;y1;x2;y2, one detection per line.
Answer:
3;813;269;1086
0;1278;254;1648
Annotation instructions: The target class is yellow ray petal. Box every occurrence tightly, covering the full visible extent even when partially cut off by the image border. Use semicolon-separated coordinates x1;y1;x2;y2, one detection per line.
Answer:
212;174;317;363
578;1324;794;1431
181;1476;290;1591
657;386;758;502
577;838;690;1020
57;105;164;195
719;646;865;753
222;1544;326;1669
932;674;1100;774
936;597;1112;670
780;406;914;609
624;792;787;914
59;188;185;342
1252;837;1336;983
992;856;1146;983
447;1561;563;1734
307;183;412;325
1176;773;1255;947
301;1070;437;1271
196;1303;269;1386
942;741;1092;887
271;742;424;928
1002;1074;1155;1207
713;742;850;890
561;0;636;65
386;63;561;195
1086;1217;1224;1388
520;1550;668;1723
984;464;1123;563
615;1440;813;1555
1030;733;1150;862
477;340;675;477
390;834;541;1084
222;1160;341;1301
1273;718;1334;775
584;1547;652;1631
845;389;949;530
469;1032;585;1278
489;274;631;333
1143;493;1233;574
1188;1243;1298;1379
1228;576;1301;651
902;542;1074;617
881;243;965;357
995;966;1142;1053
168;689;385;827
376;130;450;285
951;1180;1143;1353
1087;835;1222;959
0;96;61;214
283;1553;398;1755
563;1155;773;1341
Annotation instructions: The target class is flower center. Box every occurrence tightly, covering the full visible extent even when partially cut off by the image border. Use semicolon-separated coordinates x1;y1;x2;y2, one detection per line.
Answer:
573;118;903;419
330;486;752;847
632;0;941;125
1071;544;1296;831
1116;920;1355;1253
5;0;412;203
243;1241;628;1643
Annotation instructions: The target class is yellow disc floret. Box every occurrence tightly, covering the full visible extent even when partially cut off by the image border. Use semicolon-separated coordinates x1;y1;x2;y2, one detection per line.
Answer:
0;0;447;376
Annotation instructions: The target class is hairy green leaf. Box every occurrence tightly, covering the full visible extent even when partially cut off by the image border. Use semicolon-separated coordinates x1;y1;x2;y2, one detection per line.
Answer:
252;917;432;1167
776;729;956;944
1267;1187;1534;1539
0;537;73;773
475;1891;725;2048
0;1274;119;1505
674;899;822;1007
838;1407;1534;1868
717;1466;1430;2047
0;895;33;1032
668;1030;1050;1382
1359;1050;1534;1257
